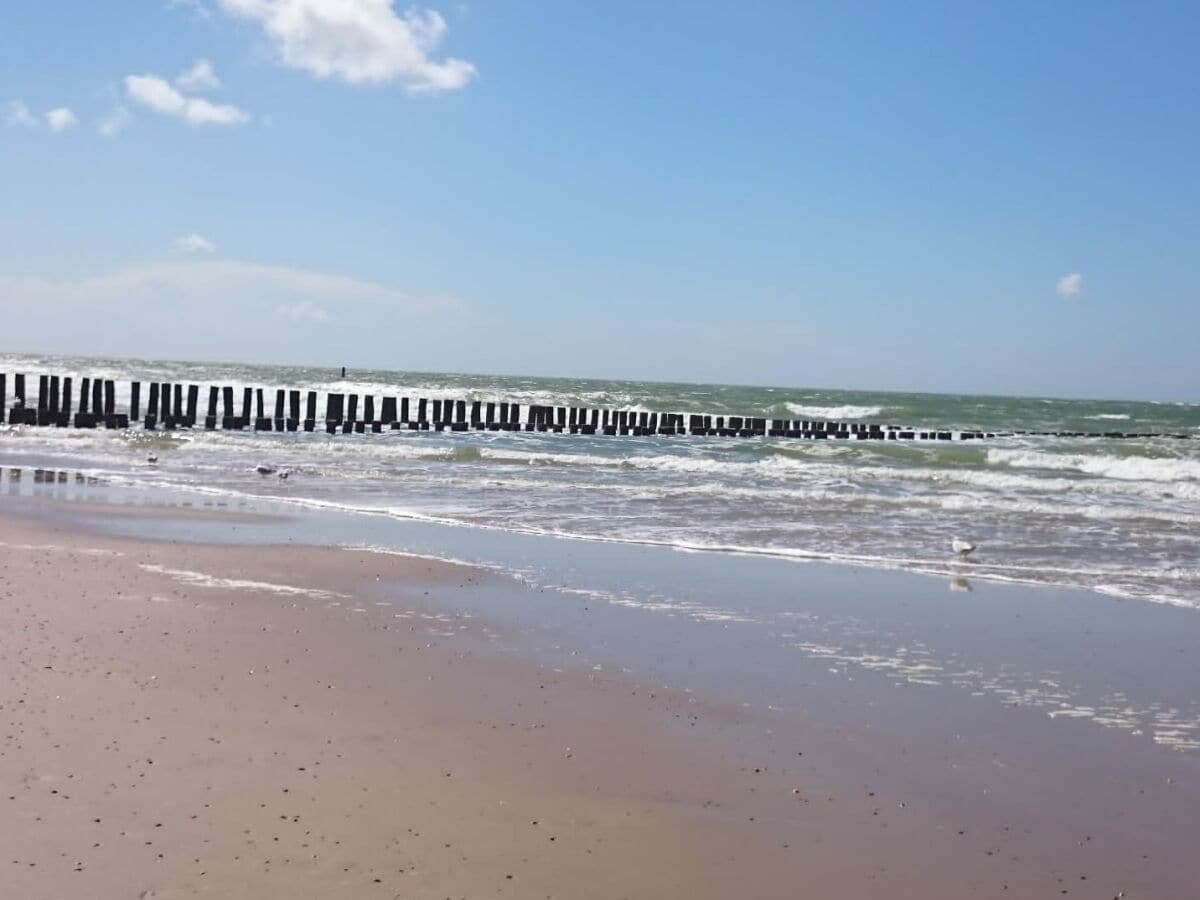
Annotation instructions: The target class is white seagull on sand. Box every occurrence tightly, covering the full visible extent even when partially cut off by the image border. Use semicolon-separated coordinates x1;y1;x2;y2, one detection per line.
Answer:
951;537;977;558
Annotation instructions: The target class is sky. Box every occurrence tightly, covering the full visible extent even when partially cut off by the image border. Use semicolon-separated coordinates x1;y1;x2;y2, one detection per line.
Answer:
1;1;1198;401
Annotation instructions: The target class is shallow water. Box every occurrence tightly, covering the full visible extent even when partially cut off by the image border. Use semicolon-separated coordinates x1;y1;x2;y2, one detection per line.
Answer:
6;470;1200;761
3;352;1199;608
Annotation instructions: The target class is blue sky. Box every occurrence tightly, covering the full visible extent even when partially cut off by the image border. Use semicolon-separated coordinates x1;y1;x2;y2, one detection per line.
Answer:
1;1;1198;400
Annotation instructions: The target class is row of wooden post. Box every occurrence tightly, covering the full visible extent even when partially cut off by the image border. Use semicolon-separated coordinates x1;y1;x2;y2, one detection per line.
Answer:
0;373;1190;440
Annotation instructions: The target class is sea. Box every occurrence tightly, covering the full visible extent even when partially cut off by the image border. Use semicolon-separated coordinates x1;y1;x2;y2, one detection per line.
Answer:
2;351;1198;611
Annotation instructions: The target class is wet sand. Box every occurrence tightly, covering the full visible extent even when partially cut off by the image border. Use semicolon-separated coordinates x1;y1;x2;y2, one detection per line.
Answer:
2;500;1199;898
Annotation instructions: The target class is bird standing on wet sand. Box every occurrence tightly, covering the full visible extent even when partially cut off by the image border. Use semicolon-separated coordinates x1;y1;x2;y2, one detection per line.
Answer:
951;537;977;558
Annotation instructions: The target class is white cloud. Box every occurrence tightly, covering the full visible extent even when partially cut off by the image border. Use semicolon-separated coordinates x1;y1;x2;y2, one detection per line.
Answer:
176;59;222;92
0;259;464;367
167;0;213;19
5;99;39;128
1056;272;1084;298
0;260;458;313
176;233;217;253
276;299;331;323
216;0;476;93
45;107;78;133
125;74;250;125
99;105;133;137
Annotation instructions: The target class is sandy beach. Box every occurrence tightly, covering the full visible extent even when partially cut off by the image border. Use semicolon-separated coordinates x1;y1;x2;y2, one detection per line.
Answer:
0;505;894;899
3;493;1199;899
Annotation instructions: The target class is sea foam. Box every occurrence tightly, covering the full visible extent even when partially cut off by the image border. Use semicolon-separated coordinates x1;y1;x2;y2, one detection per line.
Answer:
785;403;883;419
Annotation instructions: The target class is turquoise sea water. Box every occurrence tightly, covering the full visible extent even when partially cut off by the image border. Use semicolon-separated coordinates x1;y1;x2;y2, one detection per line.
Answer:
2;351;1199;608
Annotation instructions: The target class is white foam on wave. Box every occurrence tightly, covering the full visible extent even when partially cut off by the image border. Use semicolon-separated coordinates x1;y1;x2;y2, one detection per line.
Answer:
0;540;123;557
988;448;1200;483
138;564;349;600
1085;413;1131;420
786;403;883;419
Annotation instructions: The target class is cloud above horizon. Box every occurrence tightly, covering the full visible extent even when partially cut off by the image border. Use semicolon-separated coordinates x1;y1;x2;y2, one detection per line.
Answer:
125;69;250;125
176;58;222;92
215;0;476;92
45;107;78;133
99;105;133;137
0;259;459;314
6;100;77;132
276;299;331;323
0;259;463;362
176;233;217;253
168;0;214;20
1056;272;1084;298
4;100;39;128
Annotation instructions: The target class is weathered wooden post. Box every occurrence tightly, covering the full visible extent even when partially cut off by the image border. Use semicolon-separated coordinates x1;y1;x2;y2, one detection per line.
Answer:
305;391;317;431
154;382;169;429
59;376;72;425
185;385;198;426
144;382;160;429
101;380;122;428
74;377;91;427
326;393;344;425
255;388;271;430
205;386;218;429
36;375;49;425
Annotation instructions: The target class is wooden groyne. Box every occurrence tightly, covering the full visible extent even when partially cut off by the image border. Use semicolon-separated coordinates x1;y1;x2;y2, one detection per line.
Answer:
0;372;1192;441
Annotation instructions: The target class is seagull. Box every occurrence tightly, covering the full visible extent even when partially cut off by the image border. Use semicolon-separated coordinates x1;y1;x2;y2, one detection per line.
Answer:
951;537;977;558
255;464;276;476
146;454;158;465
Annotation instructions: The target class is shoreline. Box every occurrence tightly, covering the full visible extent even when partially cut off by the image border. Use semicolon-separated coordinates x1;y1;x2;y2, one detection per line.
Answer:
4;461;1192;612
3;494;1200;896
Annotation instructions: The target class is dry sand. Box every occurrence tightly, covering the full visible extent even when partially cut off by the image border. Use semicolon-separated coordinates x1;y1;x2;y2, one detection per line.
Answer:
0;511;868;899
1;504;1195;898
